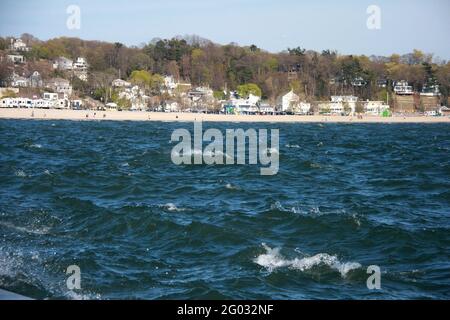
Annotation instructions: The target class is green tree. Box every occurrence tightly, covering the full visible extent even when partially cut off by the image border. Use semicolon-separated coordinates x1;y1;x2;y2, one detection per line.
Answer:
237;83;262;98
130;70;152;86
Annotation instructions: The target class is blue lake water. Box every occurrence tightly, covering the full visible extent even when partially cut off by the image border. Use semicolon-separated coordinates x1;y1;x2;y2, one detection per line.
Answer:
0;119;449;299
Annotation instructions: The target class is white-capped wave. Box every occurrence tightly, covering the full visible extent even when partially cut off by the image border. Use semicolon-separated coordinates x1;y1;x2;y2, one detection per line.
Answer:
285;144;300;148
64;290;102;300
30;144;42;149
15;170;27;178
270;201;362;227
255;243;361;278
0;221;50;235
162;203;185;212
225;183;239;190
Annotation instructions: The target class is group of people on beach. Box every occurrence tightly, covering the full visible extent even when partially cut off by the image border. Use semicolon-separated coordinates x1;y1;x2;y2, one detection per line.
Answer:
85;112;106;119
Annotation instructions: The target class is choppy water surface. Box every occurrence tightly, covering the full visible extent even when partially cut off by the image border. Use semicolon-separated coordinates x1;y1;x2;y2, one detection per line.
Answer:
0;120;449;299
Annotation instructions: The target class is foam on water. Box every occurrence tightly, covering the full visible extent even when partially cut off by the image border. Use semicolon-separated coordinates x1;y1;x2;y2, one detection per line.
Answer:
64;290;102;300
162;203;185;212
15;170;27;177
270;201;362;226
225;183;239;190
255;243;361;278
0;221;51;235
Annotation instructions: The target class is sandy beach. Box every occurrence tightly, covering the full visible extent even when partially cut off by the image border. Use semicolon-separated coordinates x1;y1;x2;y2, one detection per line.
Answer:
0;108;449;123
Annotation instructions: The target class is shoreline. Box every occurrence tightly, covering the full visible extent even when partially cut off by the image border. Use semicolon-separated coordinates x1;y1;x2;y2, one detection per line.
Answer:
1;108;449;123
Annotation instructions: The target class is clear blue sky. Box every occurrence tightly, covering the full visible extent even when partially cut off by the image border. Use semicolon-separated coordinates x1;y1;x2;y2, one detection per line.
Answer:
1;0;449;59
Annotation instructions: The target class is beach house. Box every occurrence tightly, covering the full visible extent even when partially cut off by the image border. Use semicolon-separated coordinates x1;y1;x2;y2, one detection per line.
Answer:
259;102;275;114
0;97;33;108
41;92;69;109
394;80;414;95
188;87;215;111
277;90;311;114
280;90;299;113
227;93;261;114
364;101;390;115
318;96;358;115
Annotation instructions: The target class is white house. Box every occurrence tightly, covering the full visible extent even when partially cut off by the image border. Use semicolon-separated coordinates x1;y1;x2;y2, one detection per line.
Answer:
105;102;118;111
54;57;73;70
394;80;414;95
318;96;358;115
280;90;299;112
0;94;68;109
7;54;25;64
73;57;88;71
0;97;33;108
41;93;69;109
228;93;261;114
259;102;275;114
297;102;312;115
278;90;311;114
43;92;59;100
117;85;149;111
332;96;358;114
165;101;180;112
73;57;89;81
112;79;132;88
163;76;192;95
11;73;29;87
164;76;178;91
364;101;390;115
10;38;30;52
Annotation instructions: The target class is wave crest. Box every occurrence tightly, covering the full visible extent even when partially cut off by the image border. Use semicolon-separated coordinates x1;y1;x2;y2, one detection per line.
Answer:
255;243;361;278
